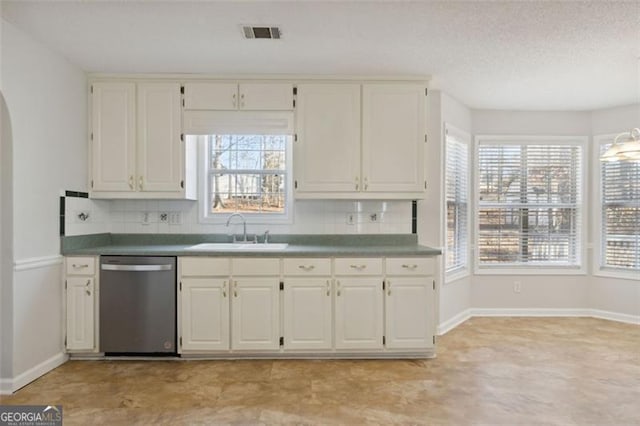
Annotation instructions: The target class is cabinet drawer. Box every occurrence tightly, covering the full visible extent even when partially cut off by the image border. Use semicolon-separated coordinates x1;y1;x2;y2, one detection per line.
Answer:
66;257;96;276
283;258;331;276
232;258;280;276
181;257;230;276
334;258;383;276
386;258;435;276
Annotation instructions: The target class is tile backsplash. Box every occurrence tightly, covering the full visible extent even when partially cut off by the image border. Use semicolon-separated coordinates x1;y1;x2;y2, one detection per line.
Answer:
65;198;412;236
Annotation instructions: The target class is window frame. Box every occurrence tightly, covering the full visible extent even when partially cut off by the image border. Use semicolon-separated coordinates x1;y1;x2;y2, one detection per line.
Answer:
197;134;294;225
443;123;471;282
473;135;588;275
592;133;640;281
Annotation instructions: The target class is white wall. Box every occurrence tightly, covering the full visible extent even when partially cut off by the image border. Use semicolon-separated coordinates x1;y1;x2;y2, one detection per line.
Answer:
421;91;473;331
589;104;640;318
471;109;593;312
1;18;86;391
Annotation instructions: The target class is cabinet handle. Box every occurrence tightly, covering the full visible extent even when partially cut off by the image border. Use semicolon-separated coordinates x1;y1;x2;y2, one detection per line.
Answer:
336;280;341;297
298;265;315;272
223;281;227;298
364;177;368;190
86;289;91;296
139;176;143;190
387;280;391;296
232;93;237;108
326;279;330;296
240;93;245;108
402;264;418;270
85;280;91;296
86;280;91;286
355;176;359;191
72;264;89;269
234;280;238;298
349;264;367;271
128;175;134;190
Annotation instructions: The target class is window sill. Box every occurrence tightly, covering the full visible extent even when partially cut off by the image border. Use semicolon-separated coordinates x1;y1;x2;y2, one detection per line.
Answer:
592;269;640;282
474;266;586;276
445;268;470;284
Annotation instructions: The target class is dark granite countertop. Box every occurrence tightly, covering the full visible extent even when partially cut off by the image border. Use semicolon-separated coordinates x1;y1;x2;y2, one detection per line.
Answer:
61;233;441;257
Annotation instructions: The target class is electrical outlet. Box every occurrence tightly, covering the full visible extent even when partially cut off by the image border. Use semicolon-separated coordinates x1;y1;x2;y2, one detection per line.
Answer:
513;281;522;293
346;213;355;225
169;212;183;225
75;210;91;223
369;213;378;222
141;211;150;225
159;212;169;223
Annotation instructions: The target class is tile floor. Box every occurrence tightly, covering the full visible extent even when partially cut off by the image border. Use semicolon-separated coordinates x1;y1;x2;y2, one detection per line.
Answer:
1;317;639;425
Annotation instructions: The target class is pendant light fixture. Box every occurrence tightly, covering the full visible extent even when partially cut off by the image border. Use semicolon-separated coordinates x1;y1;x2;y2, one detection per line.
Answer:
600;128;640;162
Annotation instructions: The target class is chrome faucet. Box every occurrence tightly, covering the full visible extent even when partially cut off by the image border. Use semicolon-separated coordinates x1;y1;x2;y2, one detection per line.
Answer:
226;213;247;242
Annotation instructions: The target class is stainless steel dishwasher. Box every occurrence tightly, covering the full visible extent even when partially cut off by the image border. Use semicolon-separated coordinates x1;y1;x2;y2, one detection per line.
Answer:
100;256;176;355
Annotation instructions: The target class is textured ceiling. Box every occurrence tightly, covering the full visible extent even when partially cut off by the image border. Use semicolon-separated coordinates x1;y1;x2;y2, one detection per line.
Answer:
2;0;639;111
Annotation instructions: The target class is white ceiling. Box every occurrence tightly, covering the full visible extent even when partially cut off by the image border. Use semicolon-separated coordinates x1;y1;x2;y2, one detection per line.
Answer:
2;0;639;111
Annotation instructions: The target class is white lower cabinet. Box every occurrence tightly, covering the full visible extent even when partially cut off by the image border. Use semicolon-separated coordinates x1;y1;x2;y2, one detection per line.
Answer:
385;277;434;349
174;255;437;357
66;277;96;351
65;256;98;352
283;277;333;350
231;278;280;351
180;278;230;351
334;277;384;350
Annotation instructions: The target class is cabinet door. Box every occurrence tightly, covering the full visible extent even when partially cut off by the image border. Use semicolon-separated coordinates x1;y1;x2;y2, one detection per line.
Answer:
66;277;95;351
334;277;383;350
239;83;294;110
91;82;136;191
137;83;183;192
283;278;332;350
294;84;361;193
231;278;280;350
362;84;426;193
183;82;238;110
180;278;230;351
385;277;434;349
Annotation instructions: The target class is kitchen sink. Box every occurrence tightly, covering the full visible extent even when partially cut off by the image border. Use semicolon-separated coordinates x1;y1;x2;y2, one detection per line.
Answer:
187;243;289;251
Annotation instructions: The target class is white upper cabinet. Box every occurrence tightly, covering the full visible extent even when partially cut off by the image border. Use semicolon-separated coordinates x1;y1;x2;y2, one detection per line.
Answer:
184;82;293;111
362;84;426;193
90;81;195;199
294;82;427;199
91;82;136;192
294;84;362;193
137;82;183;192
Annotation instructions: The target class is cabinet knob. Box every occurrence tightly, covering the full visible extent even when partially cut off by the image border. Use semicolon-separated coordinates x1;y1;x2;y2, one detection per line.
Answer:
86;289;91;296
129;175;134;190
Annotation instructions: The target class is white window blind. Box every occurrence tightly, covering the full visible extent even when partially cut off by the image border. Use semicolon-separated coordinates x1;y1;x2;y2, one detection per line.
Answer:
600;143;640;271
445;128;469;273
477;140;583;267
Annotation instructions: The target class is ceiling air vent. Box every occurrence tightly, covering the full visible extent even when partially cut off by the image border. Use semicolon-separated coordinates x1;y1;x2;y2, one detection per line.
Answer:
242;26;281;40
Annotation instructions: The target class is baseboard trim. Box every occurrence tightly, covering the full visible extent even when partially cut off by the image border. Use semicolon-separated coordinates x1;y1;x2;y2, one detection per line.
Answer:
437;308;639;336
14;255;63;272
471;308;592;317
7;352;68;394
591;309;640;325
0;378;13;395
437;309;472;335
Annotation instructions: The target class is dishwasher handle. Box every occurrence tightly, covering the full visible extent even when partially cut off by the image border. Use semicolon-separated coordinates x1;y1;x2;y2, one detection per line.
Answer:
101;264;173;272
